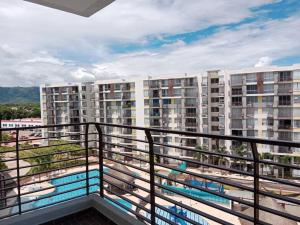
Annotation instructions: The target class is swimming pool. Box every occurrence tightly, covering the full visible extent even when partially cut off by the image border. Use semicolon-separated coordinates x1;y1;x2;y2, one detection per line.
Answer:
162;184;229;205
13;169;132;213
146;206;210;225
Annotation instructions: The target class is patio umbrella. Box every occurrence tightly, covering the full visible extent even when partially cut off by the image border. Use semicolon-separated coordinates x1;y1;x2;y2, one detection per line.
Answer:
104;163;135;194
239;196;297;225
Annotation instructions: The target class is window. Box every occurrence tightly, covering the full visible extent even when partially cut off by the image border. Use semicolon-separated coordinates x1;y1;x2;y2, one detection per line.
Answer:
174;79;182;86
232;130;242;136
232;108;242;118
279;71;292;81
211;88;219;93
279;120;292;129
162;99;171;105
185;88;197;97
246;73;257;82
211;107;219;112
263;84;274;93
294;133;300;140
246;119;257;128
294;82;300;91
247;130;257;137
186;108;196;116
211;126;219;131
231;119;243;129
161;80;168;87
279;95;291;105
143;80;149;87
232;87;242;95
294;108;300;117
212;117;219;122
173;89;182;96
247;85;257;94
232;97;242;106
262;96;274;107
278;83;292;94
219;97;224;104
185;98;196;106
211;78;219;84
294;120;300;128
294;70;300;80
211;97;219;103
247;96;258;106
262;118;274;126
81;86;86;91
294;95;300;104
231;75;243;85
263;72;274;81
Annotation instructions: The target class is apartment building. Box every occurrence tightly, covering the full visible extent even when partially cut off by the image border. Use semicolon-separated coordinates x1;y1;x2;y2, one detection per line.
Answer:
40;82;95;140
230;65;300;176
200;70;231;151
40;64;300;168
94;80;143;159
143;76;201;161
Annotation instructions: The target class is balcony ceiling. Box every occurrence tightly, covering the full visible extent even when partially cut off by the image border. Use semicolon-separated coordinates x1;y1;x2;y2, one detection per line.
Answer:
24;0;115;17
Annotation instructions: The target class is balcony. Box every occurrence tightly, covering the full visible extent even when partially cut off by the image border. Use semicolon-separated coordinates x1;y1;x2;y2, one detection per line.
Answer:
1;123;300;225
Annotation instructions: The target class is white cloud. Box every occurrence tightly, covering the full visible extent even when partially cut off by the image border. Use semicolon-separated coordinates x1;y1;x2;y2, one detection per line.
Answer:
0;0;299;86
90;15;300;76
255;57;273;67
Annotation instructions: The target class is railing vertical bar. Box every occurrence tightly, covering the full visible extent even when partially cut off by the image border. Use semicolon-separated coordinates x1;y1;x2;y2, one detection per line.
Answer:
95;124;104;198
251;142;260;224
145;129;156;225
16;130;22;214
85;124;90;196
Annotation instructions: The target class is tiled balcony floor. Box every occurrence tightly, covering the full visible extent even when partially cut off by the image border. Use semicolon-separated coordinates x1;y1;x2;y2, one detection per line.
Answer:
41;207;117;225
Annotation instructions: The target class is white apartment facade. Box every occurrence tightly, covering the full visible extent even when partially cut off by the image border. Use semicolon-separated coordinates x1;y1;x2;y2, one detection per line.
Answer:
40;64;300;169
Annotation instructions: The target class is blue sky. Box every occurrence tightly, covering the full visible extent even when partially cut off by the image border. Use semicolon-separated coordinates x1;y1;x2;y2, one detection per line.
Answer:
111;0;300;55
0;0;300;85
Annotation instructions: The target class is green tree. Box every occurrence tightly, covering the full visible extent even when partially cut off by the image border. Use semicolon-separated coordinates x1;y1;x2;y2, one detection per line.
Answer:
232;145;247;171
215;146;229;167
31;153;54;174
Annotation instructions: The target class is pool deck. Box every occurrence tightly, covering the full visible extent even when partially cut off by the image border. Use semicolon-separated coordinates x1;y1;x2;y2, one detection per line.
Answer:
19;162;243;225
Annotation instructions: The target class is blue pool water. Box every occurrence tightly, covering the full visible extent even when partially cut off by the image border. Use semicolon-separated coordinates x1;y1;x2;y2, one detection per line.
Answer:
13;169;132;213
146;206;210;225
162;184;229;205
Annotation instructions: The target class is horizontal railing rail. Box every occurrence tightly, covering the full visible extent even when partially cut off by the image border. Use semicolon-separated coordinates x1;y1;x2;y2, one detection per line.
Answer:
0;122;300;225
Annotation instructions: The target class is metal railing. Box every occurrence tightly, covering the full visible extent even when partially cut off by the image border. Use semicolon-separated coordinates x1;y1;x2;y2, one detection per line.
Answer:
0;122;300;225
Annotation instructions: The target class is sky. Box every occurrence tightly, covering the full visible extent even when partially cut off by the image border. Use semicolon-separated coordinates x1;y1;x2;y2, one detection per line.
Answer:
0;0;300;86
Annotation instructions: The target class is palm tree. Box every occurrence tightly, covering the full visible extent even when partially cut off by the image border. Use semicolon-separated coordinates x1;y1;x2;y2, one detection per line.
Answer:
195;145;208;163
279;155;292;178
216;146;229;167
195;145;209;171
232;145;247;171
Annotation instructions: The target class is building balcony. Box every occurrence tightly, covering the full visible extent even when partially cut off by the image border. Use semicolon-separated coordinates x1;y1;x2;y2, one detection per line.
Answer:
1;123;300;225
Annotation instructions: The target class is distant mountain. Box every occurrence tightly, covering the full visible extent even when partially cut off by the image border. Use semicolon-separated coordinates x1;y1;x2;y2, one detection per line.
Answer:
0;87;40;104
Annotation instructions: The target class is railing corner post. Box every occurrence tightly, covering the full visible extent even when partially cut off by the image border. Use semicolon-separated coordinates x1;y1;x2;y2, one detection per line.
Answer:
250;142;259;225
95;124;104;198
16;130;22;215
145;129;156;225
85;124;90;196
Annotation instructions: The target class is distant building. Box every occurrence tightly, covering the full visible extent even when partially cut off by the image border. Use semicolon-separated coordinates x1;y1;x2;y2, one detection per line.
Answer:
40;65;300;176
0;118;41;129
